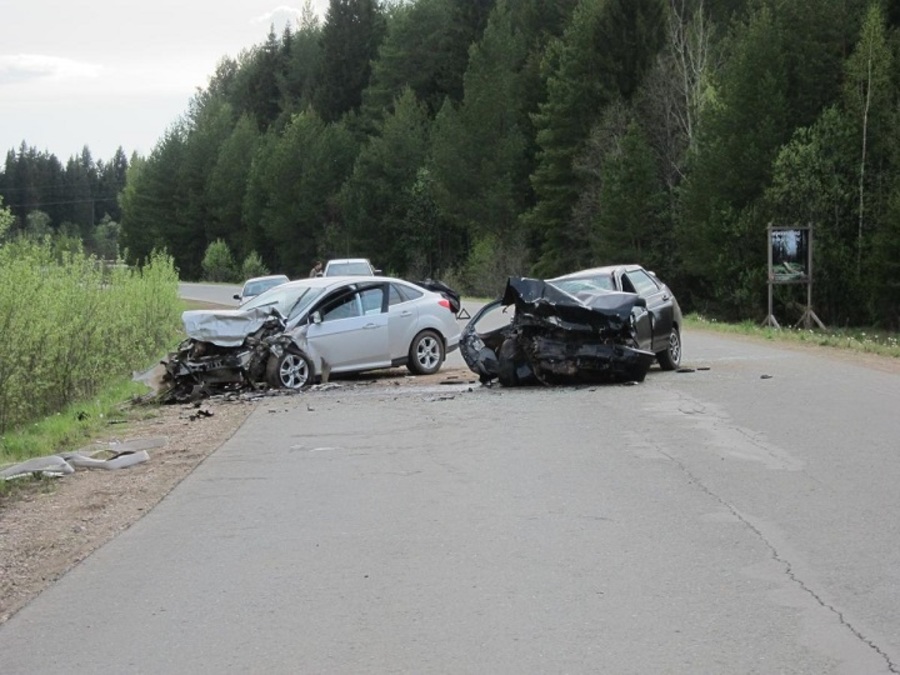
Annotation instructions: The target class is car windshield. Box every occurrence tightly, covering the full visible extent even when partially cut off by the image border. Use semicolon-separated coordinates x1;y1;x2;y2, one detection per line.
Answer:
242;282;325;320
326;262;371;276
550;275;615;294
244;277;287;297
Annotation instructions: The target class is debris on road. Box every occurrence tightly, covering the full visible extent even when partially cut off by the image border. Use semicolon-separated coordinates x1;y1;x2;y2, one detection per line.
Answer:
1;438;164;481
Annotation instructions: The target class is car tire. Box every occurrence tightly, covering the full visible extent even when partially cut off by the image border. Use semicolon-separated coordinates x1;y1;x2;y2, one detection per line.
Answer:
407;330;445;375
497;338;522;387
656;326;682;371
266;351;314;389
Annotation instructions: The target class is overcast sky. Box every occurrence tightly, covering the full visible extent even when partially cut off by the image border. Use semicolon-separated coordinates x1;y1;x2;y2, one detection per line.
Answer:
1;1;329;162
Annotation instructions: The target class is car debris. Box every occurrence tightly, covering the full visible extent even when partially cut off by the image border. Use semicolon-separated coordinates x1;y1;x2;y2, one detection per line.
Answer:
157;307;292;404
459;276;657;386
1;438;162;481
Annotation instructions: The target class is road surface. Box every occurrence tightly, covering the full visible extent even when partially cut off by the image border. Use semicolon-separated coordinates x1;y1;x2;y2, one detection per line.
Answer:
2;330;898;673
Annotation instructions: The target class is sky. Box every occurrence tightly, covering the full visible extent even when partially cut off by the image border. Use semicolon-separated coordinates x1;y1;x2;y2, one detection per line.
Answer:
1;1;330;162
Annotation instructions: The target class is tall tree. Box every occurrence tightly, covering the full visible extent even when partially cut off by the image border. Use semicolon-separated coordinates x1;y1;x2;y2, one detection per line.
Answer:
315;0;387;123
339;88;432;273
205;115;261;260
363;0;459;119
843;2;893;275
523;0;666;277
243;112;358;276
676;3;790;316
430;0;531;267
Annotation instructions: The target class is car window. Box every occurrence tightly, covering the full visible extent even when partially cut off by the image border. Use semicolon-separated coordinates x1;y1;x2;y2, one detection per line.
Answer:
393;283;423;303
552;276;614;294
388;284;406;306
360;287;385;314
320;291;362;321
286;287;324;321
624;270;660;296
325;262;372;276
244;283;319;315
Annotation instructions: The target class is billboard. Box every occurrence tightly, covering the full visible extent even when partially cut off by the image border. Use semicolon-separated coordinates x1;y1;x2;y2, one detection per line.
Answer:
769;226;810;284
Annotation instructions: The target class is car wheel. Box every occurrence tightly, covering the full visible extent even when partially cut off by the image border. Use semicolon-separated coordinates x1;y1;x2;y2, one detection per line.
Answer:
498;338;522;387
407;330;445;375
266;351;314;389
656;326;682;371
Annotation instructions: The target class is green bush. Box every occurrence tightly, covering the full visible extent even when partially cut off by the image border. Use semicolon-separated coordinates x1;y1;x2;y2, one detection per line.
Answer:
240;250;270;279
0;239;181;434
459;234;530;297
201;239;237;282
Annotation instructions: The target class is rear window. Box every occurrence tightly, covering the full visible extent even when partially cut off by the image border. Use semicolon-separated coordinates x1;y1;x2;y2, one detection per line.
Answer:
551;275;615;294
325;262;373;276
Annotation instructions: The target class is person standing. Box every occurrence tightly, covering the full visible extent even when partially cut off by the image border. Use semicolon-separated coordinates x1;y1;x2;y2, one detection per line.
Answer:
309;260;323;277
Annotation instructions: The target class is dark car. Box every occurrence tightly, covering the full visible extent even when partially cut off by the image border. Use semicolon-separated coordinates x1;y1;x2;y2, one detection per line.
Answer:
459;267;683;387
548;265;682;371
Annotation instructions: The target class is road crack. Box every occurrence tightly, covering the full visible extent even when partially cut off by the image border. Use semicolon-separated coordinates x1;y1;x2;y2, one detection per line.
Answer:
658;448;899;673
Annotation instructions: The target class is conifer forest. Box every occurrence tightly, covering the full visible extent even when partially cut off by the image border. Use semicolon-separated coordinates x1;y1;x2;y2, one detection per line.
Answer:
3;0;900;327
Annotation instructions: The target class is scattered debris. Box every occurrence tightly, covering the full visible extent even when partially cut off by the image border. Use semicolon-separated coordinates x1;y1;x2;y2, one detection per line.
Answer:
1;438;164;481
760;374;774;379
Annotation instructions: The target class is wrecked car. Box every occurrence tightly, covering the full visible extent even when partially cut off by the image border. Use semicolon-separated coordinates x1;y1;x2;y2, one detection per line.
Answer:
548;264;683;370
459;276;659;386
160;276;461;402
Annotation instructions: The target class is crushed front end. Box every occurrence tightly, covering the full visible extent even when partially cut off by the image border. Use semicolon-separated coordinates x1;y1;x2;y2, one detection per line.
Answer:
159;309;289;403
460;277;655;386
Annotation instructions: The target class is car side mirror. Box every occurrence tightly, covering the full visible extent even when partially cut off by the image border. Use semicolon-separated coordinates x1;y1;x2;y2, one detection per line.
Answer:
311;311;323;325
233;293;241;301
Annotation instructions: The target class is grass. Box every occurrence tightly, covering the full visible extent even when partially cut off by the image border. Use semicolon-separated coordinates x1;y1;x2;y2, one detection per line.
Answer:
0;298;215;496
0;377;161;495
685;314;900;359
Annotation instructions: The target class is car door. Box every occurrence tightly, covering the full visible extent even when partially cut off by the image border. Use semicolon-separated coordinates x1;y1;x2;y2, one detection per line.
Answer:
305;285;389;372
386;283;421;360
622;268;673;353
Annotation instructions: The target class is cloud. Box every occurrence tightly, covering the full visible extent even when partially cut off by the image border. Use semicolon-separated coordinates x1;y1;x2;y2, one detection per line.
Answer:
0;54;102;85
251;5;306;26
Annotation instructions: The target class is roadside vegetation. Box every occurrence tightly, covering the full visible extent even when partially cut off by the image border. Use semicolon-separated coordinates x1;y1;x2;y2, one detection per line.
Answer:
685;315;900;359
5;1;900;330
0;238;182;464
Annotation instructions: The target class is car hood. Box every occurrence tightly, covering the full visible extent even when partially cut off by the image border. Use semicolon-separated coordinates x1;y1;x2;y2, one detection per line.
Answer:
181;307;279;347
504;277;645;331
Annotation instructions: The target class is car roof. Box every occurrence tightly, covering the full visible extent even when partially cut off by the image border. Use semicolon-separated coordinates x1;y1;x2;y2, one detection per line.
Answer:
244;274;289;284
325;257;370;264
274;274;404;289
549;264;643;281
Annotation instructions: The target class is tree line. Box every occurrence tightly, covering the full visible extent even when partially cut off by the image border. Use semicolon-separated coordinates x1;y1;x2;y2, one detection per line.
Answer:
5;0;900;328
0;145;129;260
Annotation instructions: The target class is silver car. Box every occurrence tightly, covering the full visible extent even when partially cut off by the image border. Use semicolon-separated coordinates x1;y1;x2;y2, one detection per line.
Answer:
233;274;290;305
171;276;460;395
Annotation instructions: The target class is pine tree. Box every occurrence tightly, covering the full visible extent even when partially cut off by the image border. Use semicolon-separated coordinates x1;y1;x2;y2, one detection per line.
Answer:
315;0;387;123
524;0;666;277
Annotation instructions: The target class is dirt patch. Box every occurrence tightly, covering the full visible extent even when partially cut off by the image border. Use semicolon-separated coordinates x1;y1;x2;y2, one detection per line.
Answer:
0;366;476;624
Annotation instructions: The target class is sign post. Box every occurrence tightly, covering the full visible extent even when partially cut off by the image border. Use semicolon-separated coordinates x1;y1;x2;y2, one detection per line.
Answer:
763;224;825;330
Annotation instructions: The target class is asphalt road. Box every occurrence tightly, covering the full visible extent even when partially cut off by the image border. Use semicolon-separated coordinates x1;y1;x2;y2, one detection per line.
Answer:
178;281;242;306
3;328;899;673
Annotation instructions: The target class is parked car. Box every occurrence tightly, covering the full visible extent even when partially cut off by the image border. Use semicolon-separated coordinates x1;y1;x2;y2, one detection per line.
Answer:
233;274;290;305
322;258;380;276
161;276;460;401
548;264;682;371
